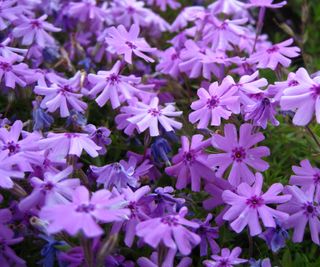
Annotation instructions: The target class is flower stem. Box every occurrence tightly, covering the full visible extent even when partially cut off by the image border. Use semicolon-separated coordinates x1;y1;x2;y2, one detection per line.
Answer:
252;7;266;53
305;125;320;149
248;231;253;257
80;235;94;267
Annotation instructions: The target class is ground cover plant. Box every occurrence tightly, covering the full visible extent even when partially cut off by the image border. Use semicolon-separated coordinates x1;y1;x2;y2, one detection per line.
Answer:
0;0;320;266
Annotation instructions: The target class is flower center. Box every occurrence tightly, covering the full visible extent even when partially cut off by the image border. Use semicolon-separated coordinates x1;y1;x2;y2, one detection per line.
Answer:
64;133;79;138
231;147;246;162
59;85;72;95
219;259;230;267
267;45;279;54
246;195;264;208
161;216;178;226
171;53;179;60
107;73;120;85
206;96;220;109
42;182;54;191
148;108;161;117
183;150;195;163
288;80;299;87
314;173;320;184
30;20;42;29
125;41;137;49
3;141;20;155
303;202;318;217
311;85;320;98
76;203;95;213
0;62;12;72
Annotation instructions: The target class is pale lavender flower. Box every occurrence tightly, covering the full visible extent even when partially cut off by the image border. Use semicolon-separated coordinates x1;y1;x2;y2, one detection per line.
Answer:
208;0;245;16
0;0;22;30
210;123;270;186
246;0;287;8
280;68;320;126
125;97;182;136
18;167;80;211
84;124;111;155
88;61;142;108
0;38;27;61
34;71;87;117
249;39;300;70
105;24;156;64
165;134;216;192
136;207;200;255
278;186;320;244
146;0;181;11
290;159;320;201
222;173;291;236
0;229;25;266
40;186;130;237
189;80;240;128
156;47;182;78
0;151;24;189
38;132;101;159
203;247;247;267
171;6;205;32
12;15;61;47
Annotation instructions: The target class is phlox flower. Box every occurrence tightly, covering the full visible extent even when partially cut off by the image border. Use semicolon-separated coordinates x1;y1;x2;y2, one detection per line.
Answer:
0;38;27;61
12;15;61;47
280;68;320;126
34;71;87;118
246;0;287;8
290;159;320;201
84;124;111;155
171;6;205;32
165;134;216;192
210;123;270;186
136;207;201;255
222;173;291;236
156;47;182;78
0;151;24;189
105;24;156;64
38;132;101;159
88;61;142;108
18;167;80;211
208;0;245;16
146;0;181;11
189;80;240;128
278;186;320;244
40;186;130;237
249;38;300;70
0;0;22;30
249;258;272;267
268;72;299;101
126;97;182;136
260;220;289;252
0;55;32;89
203;247;247;267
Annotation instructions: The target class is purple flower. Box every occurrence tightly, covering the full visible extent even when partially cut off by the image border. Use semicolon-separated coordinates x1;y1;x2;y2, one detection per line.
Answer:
0;38;27;61
208;0;245;15
246;0;287;8
18;167;80;211
249;258;272;267
40;186;130;237
34;71;87;118
84;124;111;155
105;24;156;64
165;134;216;192
222;173;291;236
125;97;182;136
0;151;24;189
88;61;142;108
0;0;21;30
12;15;61;47
278;186;320;244
280;68;320;126
0;55;32;89
38;132;101;159
151;137;172;165
290;159;320;201
244;95;280;129
0;230;25;266
136;207;200;255
210;123;270;186
203;247;247;267
249;39;300;70
193;214;220;256
137;248;192;267
189;80;240;128
32;98;54;131
146;0;181;11
156;47;182;78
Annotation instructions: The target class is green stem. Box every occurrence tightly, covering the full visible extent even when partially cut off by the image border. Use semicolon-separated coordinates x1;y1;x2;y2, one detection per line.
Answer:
305;125;320;149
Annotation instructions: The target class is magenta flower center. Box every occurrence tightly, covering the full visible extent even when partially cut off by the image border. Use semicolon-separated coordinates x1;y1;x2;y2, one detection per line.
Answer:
42;182;54;191
267;45;279;54
288;80;299;87
161;216;179;226
231;147;246;162
303;202;318;217
219;22;228;30
311;84;320;97
76;203;95;213
3;141;20;155
59;85;72;95
127;6;135;14
207;96;220;109
183;150;195;163
246;195;264;208
171;53;179;60
313;173;320;184
148;108;161;117
126;41;137;49
30;20;42;29
218;259;230;267
64;133;80;138
0;61;12;72
128;201;138;218
107;73;120;85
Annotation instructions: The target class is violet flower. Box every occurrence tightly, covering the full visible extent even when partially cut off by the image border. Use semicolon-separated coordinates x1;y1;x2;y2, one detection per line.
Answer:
84;124;112;155
165;134;216;192
246;0;287;8
136;207;200;255
40;186;130;237
203;247;247;267
210;123;270;186
105;24;156;64
222;173;291;236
